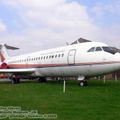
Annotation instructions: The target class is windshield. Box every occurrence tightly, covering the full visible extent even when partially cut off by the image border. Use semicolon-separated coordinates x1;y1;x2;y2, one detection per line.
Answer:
102;47;120;54
88;46;120;54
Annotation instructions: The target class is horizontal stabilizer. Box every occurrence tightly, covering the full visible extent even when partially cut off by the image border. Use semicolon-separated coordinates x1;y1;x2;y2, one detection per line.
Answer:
4;44;19;50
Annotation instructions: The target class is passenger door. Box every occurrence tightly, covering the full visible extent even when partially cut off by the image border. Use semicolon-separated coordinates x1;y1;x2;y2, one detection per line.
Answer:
68;49;76;65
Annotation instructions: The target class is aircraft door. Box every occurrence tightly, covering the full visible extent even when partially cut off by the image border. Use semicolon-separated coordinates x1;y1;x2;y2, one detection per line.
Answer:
26;56;31;68
68;49;76;64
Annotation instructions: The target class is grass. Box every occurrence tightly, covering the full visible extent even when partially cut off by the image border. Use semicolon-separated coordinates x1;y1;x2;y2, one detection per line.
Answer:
0;79;120;120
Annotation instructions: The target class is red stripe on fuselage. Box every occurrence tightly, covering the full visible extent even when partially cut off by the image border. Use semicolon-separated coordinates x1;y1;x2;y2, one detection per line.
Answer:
8;61;120;69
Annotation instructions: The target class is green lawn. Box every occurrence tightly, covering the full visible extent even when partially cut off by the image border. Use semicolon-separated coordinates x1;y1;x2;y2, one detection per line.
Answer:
0;80;120;120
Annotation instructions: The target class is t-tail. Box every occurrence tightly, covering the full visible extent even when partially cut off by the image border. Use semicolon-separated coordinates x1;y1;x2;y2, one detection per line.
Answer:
0;44;19;62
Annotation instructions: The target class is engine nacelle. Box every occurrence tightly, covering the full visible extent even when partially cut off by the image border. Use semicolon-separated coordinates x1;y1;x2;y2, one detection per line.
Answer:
1;63;9;69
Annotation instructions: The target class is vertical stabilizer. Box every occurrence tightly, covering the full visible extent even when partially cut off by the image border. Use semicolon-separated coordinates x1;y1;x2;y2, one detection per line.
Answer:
0;44;19;62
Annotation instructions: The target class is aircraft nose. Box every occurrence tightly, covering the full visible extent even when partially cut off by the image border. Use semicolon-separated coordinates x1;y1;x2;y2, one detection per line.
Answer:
115;53;120;61
113;53;120;71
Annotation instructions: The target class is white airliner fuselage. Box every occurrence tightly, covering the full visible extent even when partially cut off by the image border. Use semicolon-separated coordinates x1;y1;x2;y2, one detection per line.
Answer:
0;41;120;86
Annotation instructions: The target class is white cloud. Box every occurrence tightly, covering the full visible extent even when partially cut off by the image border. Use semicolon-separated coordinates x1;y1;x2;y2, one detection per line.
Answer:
91;1;120;16
0;0;120;56
3;0;64;8
97;24;120;48
0;20;6;32
0;0;99;52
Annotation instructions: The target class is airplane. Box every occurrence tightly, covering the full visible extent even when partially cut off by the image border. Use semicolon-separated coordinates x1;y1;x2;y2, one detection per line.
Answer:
0;40;120;86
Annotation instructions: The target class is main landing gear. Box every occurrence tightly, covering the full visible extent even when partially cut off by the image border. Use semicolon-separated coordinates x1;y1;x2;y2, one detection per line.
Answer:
38;77;47;83
10;75;20;84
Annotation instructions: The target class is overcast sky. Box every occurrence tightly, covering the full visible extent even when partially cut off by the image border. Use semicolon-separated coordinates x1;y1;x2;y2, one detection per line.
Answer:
0;0;120;56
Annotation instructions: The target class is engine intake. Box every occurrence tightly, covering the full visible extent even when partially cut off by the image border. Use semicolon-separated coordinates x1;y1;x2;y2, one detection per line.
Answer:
1;63;9;69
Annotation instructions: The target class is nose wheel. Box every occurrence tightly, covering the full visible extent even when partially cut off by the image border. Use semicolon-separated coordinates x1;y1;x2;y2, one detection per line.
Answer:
79;80;88;87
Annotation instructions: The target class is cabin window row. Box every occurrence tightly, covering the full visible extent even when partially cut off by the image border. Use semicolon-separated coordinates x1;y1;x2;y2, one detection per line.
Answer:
11;53;64;63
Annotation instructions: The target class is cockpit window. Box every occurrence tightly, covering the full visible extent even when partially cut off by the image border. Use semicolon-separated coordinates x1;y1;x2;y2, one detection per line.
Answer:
95;47;102;51
88;47;102;52
88;46;120;54
111;47;120;53
102;47;120;54
88;47;95;52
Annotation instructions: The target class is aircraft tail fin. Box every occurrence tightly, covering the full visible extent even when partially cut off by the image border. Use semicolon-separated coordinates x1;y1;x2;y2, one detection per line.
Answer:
0;44;19;62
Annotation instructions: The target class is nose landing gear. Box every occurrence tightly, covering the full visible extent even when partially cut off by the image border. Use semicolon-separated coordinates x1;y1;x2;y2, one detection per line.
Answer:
78;75;88;87
79;80;88;87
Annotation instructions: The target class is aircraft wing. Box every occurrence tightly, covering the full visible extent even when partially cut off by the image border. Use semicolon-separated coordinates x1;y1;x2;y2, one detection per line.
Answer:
0;68;36;73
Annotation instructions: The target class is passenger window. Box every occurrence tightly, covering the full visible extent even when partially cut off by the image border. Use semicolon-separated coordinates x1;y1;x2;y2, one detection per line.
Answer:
88;47;95;52
52;55;54;58
58;54;60;57
95;47;102;51
55;55;57;58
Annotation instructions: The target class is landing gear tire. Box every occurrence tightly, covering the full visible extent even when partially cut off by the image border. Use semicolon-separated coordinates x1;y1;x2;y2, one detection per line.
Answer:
38;77;47;83
11;78;20;84
79;80;88;87
16;78;20;83
11;78;16;84
80;81;84;87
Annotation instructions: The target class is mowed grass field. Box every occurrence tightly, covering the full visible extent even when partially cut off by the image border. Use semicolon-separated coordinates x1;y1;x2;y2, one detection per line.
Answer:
0;79;120;120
